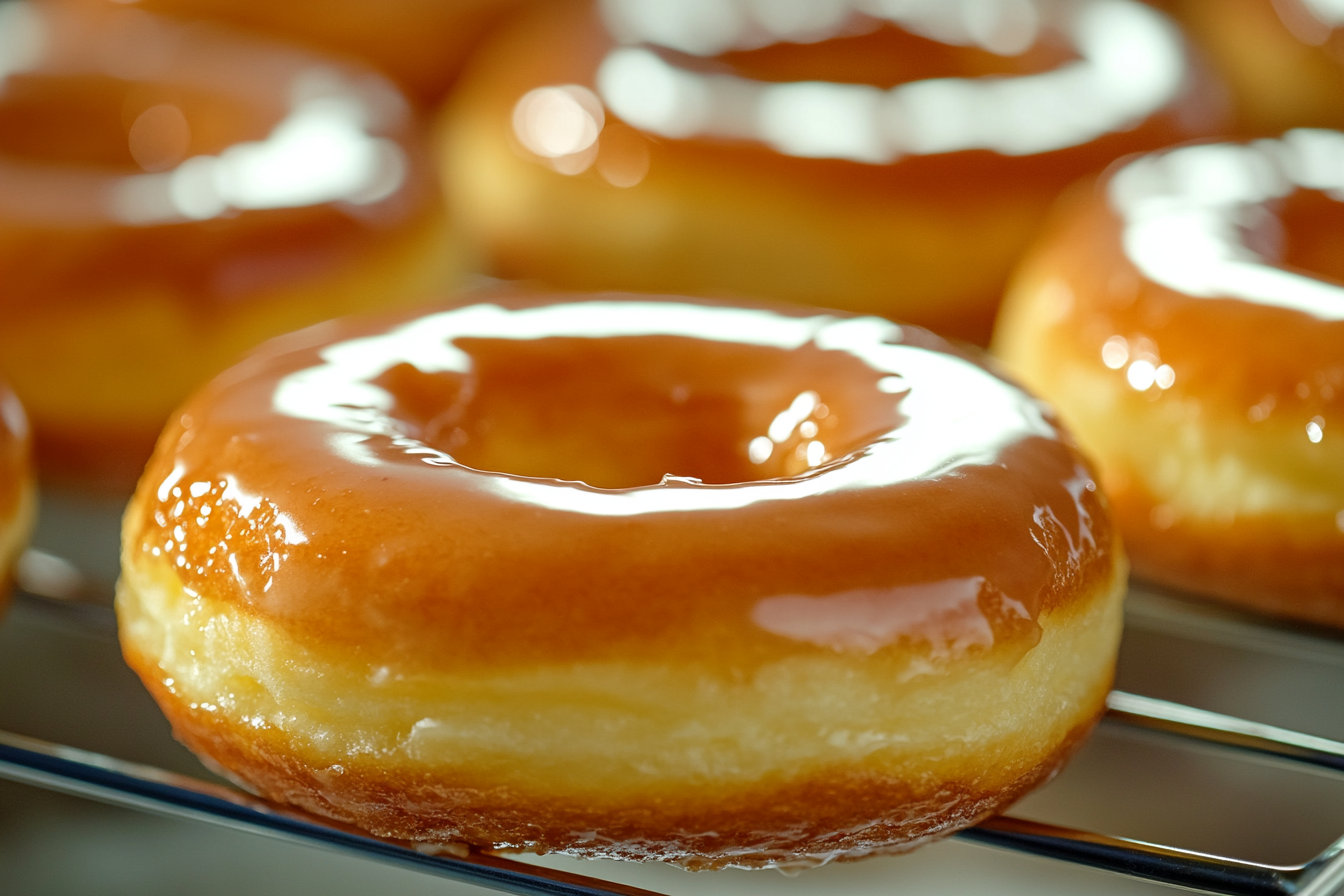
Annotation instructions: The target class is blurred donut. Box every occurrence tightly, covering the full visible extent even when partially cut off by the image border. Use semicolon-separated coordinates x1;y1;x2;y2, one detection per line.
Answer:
0;2;456;488
441;0;1222;343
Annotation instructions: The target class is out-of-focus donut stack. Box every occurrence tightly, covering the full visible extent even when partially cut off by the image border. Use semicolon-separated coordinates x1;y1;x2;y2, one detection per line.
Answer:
1;0;1342;878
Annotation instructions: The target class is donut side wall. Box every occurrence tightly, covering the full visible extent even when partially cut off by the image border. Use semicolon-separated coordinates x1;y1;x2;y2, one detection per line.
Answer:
117;550;1124;869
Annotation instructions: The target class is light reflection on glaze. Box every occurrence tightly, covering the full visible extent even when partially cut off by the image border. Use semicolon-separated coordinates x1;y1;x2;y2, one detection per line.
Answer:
751;576;1005;655
0;2;406;226
274;301;1054;516
1110;129;1344;320
582;0;1184;164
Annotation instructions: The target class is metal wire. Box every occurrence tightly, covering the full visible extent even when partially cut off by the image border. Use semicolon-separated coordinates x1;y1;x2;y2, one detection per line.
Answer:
7;578;1344;896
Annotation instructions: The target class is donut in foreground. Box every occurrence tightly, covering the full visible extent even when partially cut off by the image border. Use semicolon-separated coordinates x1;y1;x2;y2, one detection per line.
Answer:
0;380;34;611
118;293;1125;869
995;132;1344;626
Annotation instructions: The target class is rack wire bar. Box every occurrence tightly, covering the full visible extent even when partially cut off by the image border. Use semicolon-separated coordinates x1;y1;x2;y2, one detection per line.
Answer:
0;728;660;896
5;692;1344;896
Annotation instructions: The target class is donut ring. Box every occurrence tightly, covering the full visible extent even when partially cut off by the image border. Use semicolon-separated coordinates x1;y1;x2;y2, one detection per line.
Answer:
0;1;453;487
995;130;1344;626
442;0;1215;342
0;379;34;611
118;293;1124;868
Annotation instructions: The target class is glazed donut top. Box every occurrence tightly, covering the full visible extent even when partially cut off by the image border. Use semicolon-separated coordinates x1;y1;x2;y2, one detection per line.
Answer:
508;0;1203;180
0;1;430;301
129;294;1114;674
1055;131;1344;428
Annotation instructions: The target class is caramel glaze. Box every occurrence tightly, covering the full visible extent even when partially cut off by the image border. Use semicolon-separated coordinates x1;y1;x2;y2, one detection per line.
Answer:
0;2;451;489
995;172;1344;625
125;292;1115;675
441;0;1222;345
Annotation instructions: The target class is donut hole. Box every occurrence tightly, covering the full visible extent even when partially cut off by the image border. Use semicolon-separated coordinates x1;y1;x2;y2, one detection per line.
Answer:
376;336;904;489
0;74;275;170
1276;189;1344;286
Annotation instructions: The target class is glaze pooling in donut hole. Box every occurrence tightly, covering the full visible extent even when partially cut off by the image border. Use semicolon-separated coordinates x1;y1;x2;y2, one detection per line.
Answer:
118;293;1125;868
442;0;1219;343
995;130;1344;626
0;1;454;487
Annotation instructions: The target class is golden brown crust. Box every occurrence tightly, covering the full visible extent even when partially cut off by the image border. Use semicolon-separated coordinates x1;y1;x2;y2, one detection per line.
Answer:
120;293;1123;866
127;641;1107;869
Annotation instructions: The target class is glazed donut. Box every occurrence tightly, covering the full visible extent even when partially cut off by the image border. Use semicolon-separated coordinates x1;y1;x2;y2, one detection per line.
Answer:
1163;0;1344;135
71;0;526;107
441;0;1220;344
0;379;34;611
995;130;1344;626
0;1;454;488
118;292;1124;868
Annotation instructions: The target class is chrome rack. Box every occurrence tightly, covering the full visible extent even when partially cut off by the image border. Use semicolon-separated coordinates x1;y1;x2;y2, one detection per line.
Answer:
6;575;1344;896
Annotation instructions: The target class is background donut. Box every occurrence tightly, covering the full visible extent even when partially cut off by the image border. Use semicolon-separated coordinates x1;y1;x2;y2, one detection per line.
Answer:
0;2;458;489
994;132;1344;626
440;0;1224;343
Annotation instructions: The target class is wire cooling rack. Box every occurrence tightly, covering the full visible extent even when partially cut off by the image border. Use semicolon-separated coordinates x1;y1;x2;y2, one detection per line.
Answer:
5;559;1344;896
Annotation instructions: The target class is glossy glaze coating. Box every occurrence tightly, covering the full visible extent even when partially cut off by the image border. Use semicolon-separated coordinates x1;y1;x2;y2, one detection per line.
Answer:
128;293;1114;670
75;0;526;107
0;379;35;608
120;292;1123;866
441;0;1221;343
995;133;1344;625
0;1;454;488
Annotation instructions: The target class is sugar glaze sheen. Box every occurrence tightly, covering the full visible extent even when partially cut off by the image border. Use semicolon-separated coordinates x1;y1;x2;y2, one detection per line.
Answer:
119;293;1125;869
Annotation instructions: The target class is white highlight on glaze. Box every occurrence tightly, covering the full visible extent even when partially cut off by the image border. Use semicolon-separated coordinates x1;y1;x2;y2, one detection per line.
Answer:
512;85;605;158
1111;129;1344;320
273;301;1056;517
112;90;405;224
0;2;407;225
767;391;819;442
751;576;993;654
592;0;1183;164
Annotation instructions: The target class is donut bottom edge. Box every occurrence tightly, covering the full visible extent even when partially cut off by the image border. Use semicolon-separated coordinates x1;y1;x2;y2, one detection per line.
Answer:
117;560;1124;870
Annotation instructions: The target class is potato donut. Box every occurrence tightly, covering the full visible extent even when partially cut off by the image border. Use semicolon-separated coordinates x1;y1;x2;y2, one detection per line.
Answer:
0;1;454;488
441;0;1220;343
119;293;1124;869
995;131;1344;626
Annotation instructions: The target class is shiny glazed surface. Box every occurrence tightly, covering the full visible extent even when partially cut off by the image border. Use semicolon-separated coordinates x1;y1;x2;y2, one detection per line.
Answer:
994;133;1344;625
442;0;1220;343
0;1;453;487
126;293;1115;670
119;292;1122;865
